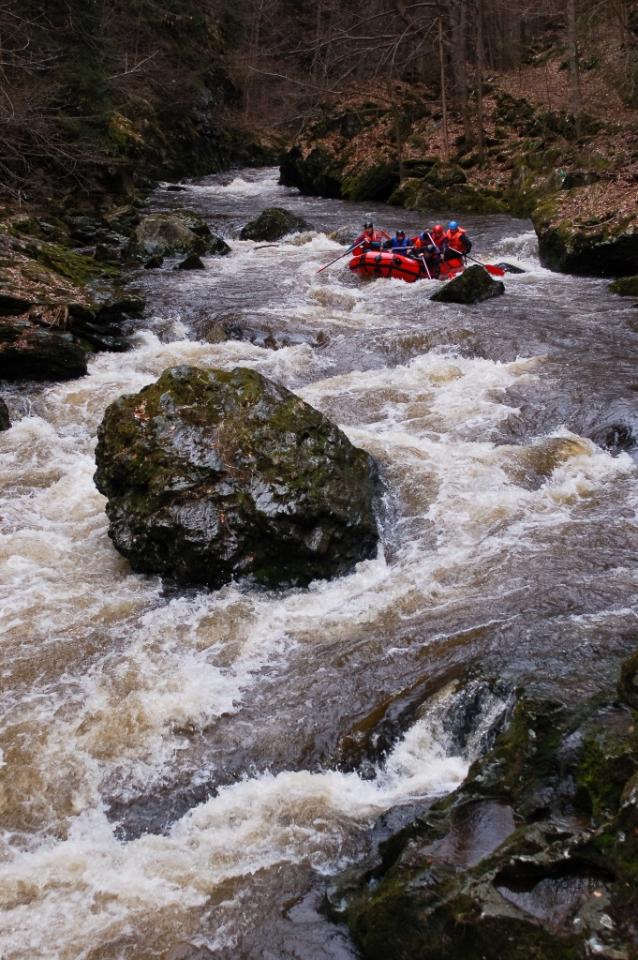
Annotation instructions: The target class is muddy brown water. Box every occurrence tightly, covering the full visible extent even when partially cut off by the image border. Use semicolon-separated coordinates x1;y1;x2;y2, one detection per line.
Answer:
1;168;637;959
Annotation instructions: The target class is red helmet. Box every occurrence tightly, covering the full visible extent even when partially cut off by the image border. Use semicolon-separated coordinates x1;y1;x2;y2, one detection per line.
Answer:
432;224;443;234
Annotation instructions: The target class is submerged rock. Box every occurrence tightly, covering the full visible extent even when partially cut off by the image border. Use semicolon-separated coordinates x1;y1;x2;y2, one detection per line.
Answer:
239;207;312;242
94;365;380;589
430;264;505;304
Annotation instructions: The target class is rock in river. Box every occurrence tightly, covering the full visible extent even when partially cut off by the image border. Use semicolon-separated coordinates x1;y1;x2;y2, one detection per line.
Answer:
430;264;505;304
94;365;380;589
239;207;312;242
128;210;230;259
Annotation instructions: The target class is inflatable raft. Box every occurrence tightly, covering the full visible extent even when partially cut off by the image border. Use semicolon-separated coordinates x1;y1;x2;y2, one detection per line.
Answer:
348;249;464;282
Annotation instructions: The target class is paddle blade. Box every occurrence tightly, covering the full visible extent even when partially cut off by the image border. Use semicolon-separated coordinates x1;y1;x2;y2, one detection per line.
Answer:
483;263;505;277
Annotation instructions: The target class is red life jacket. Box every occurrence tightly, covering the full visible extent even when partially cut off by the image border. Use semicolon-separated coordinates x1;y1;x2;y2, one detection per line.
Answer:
428;229;445;251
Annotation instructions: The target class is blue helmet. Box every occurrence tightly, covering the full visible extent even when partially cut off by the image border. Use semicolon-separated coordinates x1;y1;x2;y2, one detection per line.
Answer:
448;220;458;230
420;232;428;241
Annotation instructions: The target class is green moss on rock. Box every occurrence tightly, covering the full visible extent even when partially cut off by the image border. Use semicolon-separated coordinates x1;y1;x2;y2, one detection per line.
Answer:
94;365;380;589
609;275;638;296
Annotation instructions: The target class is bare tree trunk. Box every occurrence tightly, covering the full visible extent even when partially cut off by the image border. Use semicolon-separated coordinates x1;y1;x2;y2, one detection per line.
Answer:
567;0;582;136
438;8;449;161
476;0;485;164
458;0;472;144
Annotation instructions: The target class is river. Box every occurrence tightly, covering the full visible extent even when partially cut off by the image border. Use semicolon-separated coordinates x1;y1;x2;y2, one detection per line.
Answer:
1;167;637;960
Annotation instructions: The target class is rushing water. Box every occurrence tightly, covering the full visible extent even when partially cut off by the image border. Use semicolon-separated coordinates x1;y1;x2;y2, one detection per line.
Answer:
1;168;638;959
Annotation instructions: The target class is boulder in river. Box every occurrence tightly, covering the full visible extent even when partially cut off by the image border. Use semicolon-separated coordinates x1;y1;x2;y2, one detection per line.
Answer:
533;196;638;276
430;264;505;304
0;318;88;381
0;397;10;431
609;275;638;296
128;210;230;259
239;207;312;242
94;365;380;589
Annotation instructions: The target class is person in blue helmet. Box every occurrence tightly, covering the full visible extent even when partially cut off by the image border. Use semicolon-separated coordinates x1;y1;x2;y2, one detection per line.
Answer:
383;229;411;250
444;220;472;257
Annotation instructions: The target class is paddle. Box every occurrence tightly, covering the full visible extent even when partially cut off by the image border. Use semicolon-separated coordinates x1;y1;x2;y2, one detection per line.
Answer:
419;254;432;280
316;244;357;274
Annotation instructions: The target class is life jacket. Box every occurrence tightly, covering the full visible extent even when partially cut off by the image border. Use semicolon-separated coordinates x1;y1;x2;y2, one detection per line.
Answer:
352;229;384;254
445;227;470;254
426;230;447;251
391;235;410;249
413;236;440;257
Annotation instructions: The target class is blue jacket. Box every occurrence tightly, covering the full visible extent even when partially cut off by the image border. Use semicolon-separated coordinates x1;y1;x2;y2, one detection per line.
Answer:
384;235;410;250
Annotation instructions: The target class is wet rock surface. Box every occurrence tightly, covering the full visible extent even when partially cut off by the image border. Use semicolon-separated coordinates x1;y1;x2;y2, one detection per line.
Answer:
430;264;505;304
609;276;638;297
94;364;381;589
128;209;230;259
239;207;312;241
0;318;89;381
325;649;638;960
533;201;638;277
0;396;10;430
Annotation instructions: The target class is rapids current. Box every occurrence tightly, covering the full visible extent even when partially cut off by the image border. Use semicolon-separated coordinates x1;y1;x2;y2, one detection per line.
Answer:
1;167;638;959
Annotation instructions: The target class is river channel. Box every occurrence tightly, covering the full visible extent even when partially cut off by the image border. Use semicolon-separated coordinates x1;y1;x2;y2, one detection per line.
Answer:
1;167;638;959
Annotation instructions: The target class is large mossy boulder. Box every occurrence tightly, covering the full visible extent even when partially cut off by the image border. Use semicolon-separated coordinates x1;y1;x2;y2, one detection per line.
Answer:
609;275;638;296
533;195;638;276
430;265;505;304
326;648;638;960
239;207;312;242
128;210;230;259
94;365;380;589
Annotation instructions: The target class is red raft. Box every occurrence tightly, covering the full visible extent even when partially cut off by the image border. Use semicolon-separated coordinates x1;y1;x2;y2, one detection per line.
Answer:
348;249;464;283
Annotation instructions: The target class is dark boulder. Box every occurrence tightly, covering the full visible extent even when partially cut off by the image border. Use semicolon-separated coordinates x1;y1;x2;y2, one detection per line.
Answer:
176;254;205;271
327;646;638;960
0;319;88;381
128;211;230;259
533;197;638;277
430;265;505;304
144;255;164;269
239;207;312;242
0;397;10;431
279;144;343;198
496;261;525;274
94;365;380;589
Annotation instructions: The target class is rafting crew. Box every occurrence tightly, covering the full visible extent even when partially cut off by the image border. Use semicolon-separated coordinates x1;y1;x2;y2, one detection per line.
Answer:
350;218;472;278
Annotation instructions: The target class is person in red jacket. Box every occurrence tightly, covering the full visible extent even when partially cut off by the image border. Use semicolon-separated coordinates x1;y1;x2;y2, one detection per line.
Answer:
352;220;385;251
445;221;472;256
427;223;447;254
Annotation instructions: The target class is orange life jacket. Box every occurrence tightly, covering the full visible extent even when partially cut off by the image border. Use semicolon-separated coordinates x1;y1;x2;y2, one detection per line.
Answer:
445;227;469;253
